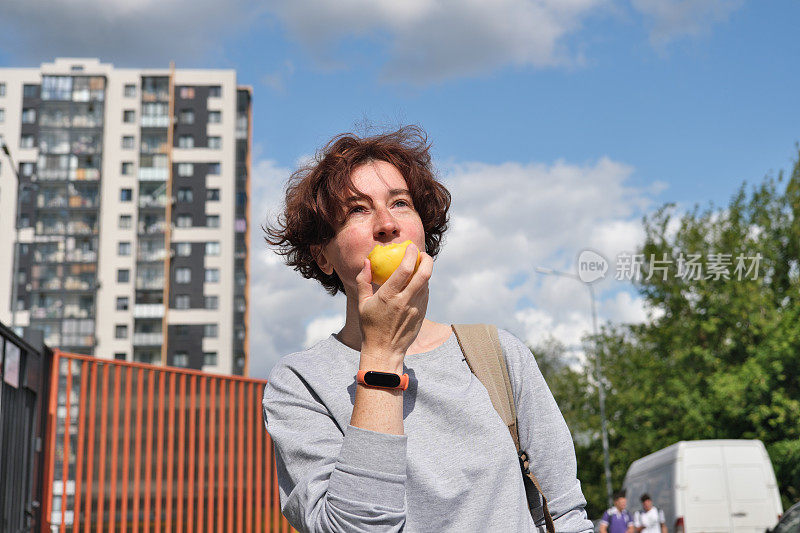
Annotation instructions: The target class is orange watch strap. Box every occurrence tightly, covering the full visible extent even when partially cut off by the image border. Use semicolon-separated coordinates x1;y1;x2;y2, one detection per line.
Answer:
357;370;409;391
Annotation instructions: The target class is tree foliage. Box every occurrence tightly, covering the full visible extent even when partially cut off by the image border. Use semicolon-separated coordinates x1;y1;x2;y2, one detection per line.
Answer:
534;152;800;517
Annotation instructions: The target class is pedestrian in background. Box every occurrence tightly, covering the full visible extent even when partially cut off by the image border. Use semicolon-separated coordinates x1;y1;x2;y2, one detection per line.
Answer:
600;490;634;533
633;493;667;533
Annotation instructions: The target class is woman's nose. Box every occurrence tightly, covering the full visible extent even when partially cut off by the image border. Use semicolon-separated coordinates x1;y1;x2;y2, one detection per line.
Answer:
373;207;399;237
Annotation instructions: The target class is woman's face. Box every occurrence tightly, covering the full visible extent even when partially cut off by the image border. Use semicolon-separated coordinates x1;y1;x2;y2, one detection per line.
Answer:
314;160;426;295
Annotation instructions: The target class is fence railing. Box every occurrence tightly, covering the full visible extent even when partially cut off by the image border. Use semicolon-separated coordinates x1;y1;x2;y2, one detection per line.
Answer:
41;348;295;533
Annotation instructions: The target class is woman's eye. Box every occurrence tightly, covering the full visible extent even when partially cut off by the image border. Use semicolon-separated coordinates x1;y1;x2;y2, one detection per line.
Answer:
394;199;410;208
349;206;367;214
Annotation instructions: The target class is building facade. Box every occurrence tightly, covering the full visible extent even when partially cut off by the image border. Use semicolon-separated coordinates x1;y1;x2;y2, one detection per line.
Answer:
0;58;250;375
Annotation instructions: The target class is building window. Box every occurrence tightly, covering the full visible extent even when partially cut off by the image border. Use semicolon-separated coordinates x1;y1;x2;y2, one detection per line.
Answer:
175;295;190;310
179;109;194;124
208;162;220;175
208;86;221;98
208;136;221;149
177;187;193;202
177;163;194;177
22;108;36;124
0;108;4;123
208;111;221;123
235;296;246;313
203;324;218;338
179;87;195;99
23;84;38;98
178;135;194;149
115;324;128;339
176;267;191;283
203;352;217;366
206;215;220;228
120;188;132;202
176;214;192;228
173;352;189;367
121;136;134;149
124;84;136;97
175;242;192;256
121;161;133;175
21;162;35;176
0;83;5;96
20;134;35;148
205;268;220;283
207;188;220;201
117;269;130;282
119;214;132;229
114;352;127;361
118;241;131;256
176;325;189;336
204;295;219;310
116;296;129;311
205;242;220;255
123;109;135;123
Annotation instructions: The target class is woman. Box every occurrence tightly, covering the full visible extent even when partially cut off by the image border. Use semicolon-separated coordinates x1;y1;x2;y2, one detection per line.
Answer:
262;126;592;532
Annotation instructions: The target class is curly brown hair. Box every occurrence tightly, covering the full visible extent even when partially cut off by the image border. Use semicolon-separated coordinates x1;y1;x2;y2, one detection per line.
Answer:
263;125;452;296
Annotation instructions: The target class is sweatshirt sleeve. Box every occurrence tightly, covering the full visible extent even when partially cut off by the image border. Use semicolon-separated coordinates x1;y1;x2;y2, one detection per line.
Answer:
498;329;594;533
262;359;408;532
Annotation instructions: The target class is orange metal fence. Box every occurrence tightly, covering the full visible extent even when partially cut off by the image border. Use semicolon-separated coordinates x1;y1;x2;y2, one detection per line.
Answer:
41;349;296;533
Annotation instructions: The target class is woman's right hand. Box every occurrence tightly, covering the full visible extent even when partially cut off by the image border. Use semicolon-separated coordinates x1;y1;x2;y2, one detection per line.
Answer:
355;242;433;369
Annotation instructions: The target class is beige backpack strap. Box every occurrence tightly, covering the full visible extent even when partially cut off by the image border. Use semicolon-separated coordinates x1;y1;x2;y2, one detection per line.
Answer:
451;324;555;533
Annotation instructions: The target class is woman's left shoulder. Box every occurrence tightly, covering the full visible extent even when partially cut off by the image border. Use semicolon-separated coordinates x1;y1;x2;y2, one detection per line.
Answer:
496;327;532;358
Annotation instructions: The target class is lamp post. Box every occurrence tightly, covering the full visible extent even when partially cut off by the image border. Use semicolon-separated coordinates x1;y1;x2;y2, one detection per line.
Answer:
2;141;27;335
535;266;614;508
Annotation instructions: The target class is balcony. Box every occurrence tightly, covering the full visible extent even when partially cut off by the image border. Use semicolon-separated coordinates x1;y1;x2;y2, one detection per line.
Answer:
135;277;164;290
61;335;95;348
65;222;99;235
65;250;97;263
137;248;168;262
138;196;167;209
138;167;168;181
31;306;61;319
134;304;164;319
141;115;169;128
63;277;96;291
34;250;65;263
137;221;167;235
133;332;163;346
63;306;94;319
72;168;100;181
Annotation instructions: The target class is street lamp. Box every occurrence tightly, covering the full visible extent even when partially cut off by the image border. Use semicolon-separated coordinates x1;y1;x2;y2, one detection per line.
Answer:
535;265;614;508
2;140;28;335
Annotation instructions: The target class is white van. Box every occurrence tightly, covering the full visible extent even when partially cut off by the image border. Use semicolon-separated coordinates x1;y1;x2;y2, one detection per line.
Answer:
623;439;782;533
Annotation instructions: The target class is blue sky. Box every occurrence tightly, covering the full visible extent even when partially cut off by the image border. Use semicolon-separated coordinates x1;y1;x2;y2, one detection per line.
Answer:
2;0;799;375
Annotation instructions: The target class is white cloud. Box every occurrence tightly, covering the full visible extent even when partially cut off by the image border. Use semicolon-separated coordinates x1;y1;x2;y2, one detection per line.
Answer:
630;0;745;46
0;0;743;82
247;153;663;377
303;315;346;348
0;0;261;65
268;0;605;83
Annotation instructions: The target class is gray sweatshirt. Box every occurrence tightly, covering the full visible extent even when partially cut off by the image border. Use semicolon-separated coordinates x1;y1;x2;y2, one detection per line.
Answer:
262;328;593;532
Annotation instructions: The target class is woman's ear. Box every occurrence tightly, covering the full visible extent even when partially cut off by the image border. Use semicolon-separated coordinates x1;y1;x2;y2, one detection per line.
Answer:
311;244;334;275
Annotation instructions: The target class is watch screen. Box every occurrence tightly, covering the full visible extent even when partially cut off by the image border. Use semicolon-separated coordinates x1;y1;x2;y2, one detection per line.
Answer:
364;371;401;388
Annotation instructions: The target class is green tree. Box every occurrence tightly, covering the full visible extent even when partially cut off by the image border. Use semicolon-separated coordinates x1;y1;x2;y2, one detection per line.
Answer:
536;151;800;515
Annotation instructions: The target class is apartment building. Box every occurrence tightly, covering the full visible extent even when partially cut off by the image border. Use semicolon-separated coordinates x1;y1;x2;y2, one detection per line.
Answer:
0;58;250;375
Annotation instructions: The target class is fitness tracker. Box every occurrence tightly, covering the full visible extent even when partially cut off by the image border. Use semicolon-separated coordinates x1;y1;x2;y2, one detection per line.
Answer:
357;370;409;391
